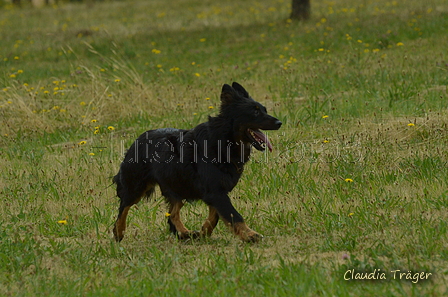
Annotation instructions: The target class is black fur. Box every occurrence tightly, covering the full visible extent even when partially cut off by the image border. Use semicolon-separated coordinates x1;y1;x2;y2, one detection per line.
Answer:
112;82;281;242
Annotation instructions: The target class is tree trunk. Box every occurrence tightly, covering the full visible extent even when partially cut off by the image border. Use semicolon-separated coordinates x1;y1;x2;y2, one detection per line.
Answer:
290;0;311;20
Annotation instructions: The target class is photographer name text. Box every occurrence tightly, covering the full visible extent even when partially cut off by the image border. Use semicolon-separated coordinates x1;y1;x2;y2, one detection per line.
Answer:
344;269;432;283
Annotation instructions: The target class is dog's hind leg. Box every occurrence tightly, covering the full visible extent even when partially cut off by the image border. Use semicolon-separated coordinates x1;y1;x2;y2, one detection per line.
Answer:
167;200;200;240
113;176;155;242
200;205;219;237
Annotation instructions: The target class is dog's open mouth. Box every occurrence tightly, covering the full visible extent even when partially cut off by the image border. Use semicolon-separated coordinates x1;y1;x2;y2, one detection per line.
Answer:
247;129;273;152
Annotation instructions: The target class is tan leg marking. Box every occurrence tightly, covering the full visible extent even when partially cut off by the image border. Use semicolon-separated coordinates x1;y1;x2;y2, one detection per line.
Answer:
221;219;263;243
169;201;199;239
169;201;189;234
201;205;219;237
113;205;131;242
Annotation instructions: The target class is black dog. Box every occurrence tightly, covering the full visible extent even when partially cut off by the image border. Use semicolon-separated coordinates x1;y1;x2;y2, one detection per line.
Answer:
112;82;281;242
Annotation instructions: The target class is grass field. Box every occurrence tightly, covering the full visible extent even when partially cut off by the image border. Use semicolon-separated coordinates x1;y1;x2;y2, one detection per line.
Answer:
1;0;448;295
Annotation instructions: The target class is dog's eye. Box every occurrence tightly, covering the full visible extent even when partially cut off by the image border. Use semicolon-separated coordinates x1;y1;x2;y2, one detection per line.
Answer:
254;109;260;116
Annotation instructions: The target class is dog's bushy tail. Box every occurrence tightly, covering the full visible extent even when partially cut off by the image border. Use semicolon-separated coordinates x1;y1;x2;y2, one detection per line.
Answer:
113;171;155;200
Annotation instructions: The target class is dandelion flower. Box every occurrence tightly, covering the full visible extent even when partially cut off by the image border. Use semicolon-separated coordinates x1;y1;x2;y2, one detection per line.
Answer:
80;101;86;106
165;212;171;217
208;106;214;109
57;220;67;225
195;73;201;77
396;42;404;46
407;123;415;127
91;119;97;123
94;130;100;135
78;141;86;145
89;153;95;156
322;115;329;119
348;212;354;217
17;70;23;74
14;56;19;60
10;74;16;78
199;38;206;42
151;49;161;54
115;79;121;83
345;178;354;183
323;139;330;143
107;126;115;131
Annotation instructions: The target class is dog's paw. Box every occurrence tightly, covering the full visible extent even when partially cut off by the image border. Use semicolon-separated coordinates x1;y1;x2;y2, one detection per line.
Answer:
177;230;201;240
112;227;124;242
243;230;263;243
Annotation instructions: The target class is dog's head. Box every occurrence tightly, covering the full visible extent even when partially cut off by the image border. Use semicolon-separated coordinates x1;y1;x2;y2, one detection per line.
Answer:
219;82;282;152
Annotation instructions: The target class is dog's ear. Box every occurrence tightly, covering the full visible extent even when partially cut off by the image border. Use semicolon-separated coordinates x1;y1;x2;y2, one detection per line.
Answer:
221;84;237;105
231;82;249;98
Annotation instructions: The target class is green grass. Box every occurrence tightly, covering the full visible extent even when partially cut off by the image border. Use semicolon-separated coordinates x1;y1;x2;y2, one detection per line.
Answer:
1;0;448;295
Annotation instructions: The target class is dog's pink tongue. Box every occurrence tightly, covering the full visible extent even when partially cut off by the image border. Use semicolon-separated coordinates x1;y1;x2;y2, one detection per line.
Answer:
253;130;273;152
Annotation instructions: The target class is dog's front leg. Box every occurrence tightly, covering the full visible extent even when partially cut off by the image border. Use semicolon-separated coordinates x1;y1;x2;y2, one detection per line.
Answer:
206;194;263;243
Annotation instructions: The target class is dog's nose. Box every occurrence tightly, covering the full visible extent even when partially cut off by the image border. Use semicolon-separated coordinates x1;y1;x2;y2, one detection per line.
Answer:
275;120;282;128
